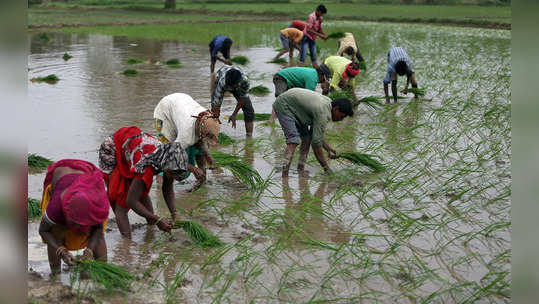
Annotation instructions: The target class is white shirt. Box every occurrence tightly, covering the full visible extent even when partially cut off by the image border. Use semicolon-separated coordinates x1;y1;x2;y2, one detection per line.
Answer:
153;93;206;148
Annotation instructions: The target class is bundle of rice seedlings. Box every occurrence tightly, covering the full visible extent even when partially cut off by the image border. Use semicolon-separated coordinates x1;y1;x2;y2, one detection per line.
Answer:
39;33;50;41
62;53;73;61
406;88;426;97
168;64;184;69
248;85;270;95
328;90;354;101
327;31;345;39
211;151;264;190
122;69;138;76
165;58;180;65
358;61;367;71
356;96;383;109
126;58;144;64
173;221;223;247
231;56;249;65
31;74;59;84
267;58;287;64
28;153;53;170
235;113;271;121
337;152;385;172
72;260;134;291
28;198;42;219
217;133;235;145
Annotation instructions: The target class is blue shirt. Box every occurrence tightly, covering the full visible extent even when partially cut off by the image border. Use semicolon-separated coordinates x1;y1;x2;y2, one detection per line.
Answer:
383;47;414;84
209;35;231;58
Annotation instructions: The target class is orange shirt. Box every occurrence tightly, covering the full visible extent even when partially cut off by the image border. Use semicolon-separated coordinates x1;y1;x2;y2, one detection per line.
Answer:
280;28;304;44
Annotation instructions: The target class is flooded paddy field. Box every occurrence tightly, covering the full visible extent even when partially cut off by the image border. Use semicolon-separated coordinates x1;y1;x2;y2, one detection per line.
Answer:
28;21;510;303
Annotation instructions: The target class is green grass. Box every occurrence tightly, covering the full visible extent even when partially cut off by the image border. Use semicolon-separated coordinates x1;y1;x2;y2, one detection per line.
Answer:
217;132;235;145
165;58;180;65
30;74;59;84
28;198;41;219
62;52;73;60
235;113;271;121
72;260;134;292
231;56;249;65
122;69;138;75
267;58;287;64
173;220;223;247
248;85;270;95
126;58;144;64
28;153;53;171
327;31;345;39
211;151;264;191
328;90;354;101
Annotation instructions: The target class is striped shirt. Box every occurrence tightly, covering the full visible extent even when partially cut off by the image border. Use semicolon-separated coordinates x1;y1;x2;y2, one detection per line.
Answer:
211;65;250;107
383;47;414;84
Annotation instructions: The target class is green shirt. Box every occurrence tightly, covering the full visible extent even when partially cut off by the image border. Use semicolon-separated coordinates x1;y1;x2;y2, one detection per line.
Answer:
324;56;355;89
273;88;332;147
277;67;319;91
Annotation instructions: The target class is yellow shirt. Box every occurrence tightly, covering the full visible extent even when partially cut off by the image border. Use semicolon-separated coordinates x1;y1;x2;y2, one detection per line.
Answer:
280;28;304;44
324;56;355;89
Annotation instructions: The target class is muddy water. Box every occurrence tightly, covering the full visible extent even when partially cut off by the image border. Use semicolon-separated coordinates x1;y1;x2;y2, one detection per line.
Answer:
28;22;510;303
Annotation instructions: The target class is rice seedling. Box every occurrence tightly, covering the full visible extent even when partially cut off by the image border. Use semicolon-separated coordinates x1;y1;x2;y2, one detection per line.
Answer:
62;53;73;61
248;85;270;95
337;152;385;172
168;64;184;69
217;132;235;145
122;69;138;75
406;88;426;97
327;32;345;39
210;151;264;191
358;60;367;71
39;33;50;41
30;74;59;84
165;58;180;65
231;56;249;65
328;90;354;101
28;153;53;172
126;58;144;64
173;220;223;247
234;113;271;121
71;260;134;292
28;198;41;219
267;58;287;64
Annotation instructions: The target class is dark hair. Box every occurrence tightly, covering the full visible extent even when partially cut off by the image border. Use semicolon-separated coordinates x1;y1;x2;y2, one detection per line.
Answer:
223;38;233;48
331;98;354;117
395;60;408;76
317;4;327;14
225;69;242;86
344;46;355;56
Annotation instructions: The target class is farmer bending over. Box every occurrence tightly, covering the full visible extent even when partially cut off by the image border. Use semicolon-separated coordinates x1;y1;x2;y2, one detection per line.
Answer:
269;66;331;122
211;65;255;137
299;4;328;69
383;46;418;104
273;27;304;66
154;93;220;189
99;126;205;238
209;35;233;73
272;88;354;177
39;159;109;274
336;32;365;64
321;55;361;102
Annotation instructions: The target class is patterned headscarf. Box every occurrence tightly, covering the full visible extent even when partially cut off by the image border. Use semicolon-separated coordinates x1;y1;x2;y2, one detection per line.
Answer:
146;142;189;178
195;110;221;146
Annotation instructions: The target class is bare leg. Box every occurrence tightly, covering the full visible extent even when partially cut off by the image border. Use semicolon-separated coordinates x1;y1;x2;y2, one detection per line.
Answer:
47;243;62;274
140;196;154;224
113;203;132;238
245;121;254;137
297;137;311;174
93;236;107;262
283;143;298;177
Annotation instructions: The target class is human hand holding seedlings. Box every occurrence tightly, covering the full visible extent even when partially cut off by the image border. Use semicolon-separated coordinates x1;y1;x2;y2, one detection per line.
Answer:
57;246;75;266
155;217;171;233
228;114;237;128
80;248;94;261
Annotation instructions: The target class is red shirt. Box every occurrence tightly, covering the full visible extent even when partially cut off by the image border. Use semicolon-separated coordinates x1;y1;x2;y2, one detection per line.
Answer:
303;12;323;41
291;20;306;31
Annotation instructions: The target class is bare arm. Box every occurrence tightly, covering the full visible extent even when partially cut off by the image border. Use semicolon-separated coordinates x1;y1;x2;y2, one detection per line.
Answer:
391;80;398;102
312;146;331;173
228;97;247;128
384;82;390;103
126;180;160;222
39;218;62;253
161;174;176;220
322;140;337;158
85;224;104;255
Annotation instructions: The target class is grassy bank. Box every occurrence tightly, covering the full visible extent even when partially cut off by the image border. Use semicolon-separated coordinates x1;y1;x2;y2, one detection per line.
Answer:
29;2;511;29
